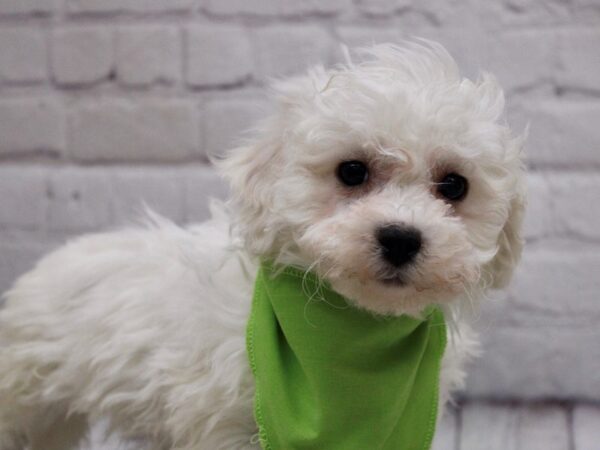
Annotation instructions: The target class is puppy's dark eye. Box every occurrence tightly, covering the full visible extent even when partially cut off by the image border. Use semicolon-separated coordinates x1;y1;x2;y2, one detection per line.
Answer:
337;161;368;186
437;173;468;201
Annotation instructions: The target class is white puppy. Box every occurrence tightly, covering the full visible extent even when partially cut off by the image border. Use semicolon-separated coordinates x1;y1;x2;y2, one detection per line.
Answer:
0;41;525;450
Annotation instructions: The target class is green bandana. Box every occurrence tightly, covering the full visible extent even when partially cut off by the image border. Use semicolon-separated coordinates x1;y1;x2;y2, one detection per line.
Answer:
247;262;447;450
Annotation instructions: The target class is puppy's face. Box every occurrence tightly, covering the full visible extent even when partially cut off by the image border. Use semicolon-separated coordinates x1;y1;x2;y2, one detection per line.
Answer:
223;43;526;316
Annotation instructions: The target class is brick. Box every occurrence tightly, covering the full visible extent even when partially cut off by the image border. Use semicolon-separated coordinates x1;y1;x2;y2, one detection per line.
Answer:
202;0;279;16
572;0;600;9
203;97;270;159
115;26;180;86
498;0;571;26
185;25;253;88
511;100;600;167
572;0;600;23
480;245;600;322
523;173;600;242
431;409;457;450
336;27;403;50
557;29;600;92
67;99;198;162
548;173;600;240
299;0;353;15
460;402;518;450
463;246;600;400
362;1;491;29
47;168;113;232
202;0;350;17
516;404;570;450
67;0;193;14
0;27;47;83
0;97;64;156
460;402;569;450
52;27;113;86
506;248;600;321
466;319;600;399
0;167;47;229
335;26;427;65
354;0;412;16
254;25;333;80
184;166;229;223
0;0;56;15
110;168;185;224
573;404;600;450
435;29;557;92
483;31;557;92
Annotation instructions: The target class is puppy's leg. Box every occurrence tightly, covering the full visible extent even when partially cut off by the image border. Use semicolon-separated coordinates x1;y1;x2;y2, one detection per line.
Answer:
0;390;34;450
0;417;25;450
0;431;23;450
0;378;88;450
29;413;88;450
0;401;86;450
0;316;89;450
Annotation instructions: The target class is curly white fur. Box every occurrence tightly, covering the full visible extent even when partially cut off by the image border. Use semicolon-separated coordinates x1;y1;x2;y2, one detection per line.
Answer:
0;41;525;450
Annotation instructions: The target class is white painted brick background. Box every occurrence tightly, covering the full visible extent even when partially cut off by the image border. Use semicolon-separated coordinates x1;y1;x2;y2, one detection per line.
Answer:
0;0;598;447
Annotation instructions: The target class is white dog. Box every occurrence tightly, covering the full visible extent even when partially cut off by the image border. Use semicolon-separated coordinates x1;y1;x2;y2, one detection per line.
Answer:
0;41;525;450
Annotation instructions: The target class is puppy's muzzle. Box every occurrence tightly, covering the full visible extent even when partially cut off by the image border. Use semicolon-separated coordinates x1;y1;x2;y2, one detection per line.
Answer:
376;225;422;268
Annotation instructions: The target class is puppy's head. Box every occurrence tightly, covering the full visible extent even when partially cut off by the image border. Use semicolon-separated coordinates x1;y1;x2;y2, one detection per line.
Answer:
220;41;526;316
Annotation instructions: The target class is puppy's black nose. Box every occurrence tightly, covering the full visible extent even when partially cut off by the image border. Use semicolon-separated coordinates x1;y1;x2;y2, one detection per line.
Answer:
376;225;422;268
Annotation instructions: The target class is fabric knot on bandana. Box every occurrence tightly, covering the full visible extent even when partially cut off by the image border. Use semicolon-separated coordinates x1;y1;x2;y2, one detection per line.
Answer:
247;262;447;450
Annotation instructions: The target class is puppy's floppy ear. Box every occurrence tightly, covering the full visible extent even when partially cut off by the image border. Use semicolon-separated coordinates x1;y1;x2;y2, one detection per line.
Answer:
217;127;284;255
487;160;527;289
217;70;330;255
472;73;527;289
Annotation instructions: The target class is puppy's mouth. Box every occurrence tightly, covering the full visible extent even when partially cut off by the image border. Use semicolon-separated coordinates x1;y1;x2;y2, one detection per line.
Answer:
377;274;407;287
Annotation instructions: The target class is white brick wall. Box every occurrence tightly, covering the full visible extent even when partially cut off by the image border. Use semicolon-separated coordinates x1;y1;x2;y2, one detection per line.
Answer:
67;99;199;161
0;98;64;155
115;26;181;87
0;1;599;447
67;0;194;14
0;0;57;16
461;402;571;450
558;29;600;92
52;27;114;86
0;167;48;228
0;27;47;84
574;405;600;450
186;24;253;87
254;25;334;79
202;96;270;158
